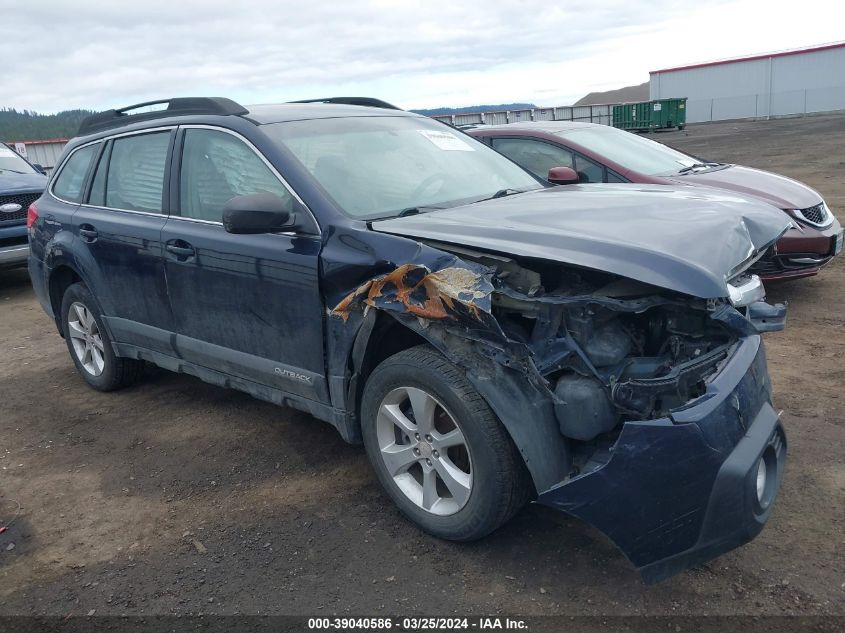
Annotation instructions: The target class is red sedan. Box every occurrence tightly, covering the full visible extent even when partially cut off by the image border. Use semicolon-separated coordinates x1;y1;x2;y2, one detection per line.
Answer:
468;122;843;282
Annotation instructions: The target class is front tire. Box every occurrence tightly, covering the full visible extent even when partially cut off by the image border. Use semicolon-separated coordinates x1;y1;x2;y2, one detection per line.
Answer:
361;345;531;541
60;282;143;391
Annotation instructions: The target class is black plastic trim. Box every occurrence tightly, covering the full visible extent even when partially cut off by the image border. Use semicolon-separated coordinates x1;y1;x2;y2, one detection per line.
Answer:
78;98;249;136
287;97;401;110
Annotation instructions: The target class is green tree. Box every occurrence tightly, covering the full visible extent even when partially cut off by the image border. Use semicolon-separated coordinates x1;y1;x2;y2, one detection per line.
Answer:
0;108;98;142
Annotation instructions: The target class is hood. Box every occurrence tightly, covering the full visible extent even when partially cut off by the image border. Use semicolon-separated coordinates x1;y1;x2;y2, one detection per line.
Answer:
664;164;821;210
0;171;48;194
373;185;791;299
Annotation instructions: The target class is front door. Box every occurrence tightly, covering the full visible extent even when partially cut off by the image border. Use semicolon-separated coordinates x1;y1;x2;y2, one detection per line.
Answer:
161;126;327;401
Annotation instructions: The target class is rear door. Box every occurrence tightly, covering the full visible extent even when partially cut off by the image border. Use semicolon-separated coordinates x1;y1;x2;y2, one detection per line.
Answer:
161;125;327;402
72;128;176;355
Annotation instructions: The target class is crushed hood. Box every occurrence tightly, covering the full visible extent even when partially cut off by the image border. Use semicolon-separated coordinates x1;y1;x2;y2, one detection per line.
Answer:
373;185;790;299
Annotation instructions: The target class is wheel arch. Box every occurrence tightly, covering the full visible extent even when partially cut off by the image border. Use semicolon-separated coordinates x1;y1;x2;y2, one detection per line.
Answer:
48;264;84;336
48;264;116;346
348;309;570;495
346;310;427;431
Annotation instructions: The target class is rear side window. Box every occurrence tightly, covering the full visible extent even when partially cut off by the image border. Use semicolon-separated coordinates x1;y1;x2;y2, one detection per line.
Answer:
491;137;573;181
94;132;170;213
178;128;293;222
52;144;98;203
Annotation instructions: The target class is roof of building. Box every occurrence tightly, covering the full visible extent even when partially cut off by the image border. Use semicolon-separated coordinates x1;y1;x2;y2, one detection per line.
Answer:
650;41;845;75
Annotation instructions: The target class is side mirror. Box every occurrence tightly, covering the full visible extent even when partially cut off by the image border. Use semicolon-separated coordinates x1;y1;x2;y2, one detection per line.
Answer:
222;193;295;234
548;166;579;185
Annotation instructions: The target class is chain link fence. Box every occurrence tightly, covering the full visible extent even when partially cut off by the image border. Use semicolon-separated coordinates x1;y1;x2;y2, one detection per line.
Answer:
685;86;845;123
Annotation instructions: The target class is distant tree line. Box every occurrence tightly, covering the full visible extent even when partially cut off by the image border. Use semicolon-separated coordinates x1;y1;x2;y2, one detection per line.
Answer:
0;108;97;142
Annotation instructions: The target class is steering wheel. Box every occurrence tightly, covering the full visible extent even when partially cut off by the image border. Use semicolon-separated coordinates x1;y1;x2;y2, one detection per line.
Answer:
411;174;447;200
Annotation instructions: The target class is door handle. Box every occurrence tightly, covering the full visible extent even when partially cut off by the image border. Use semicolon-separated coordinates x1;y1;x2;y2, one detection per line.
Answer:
79;224;98;242
165;240;196;259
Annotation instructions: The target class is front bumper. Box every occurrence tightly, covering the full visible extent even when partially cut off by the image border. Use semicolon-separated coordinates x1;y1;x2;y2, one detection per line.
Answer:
0;223;29;269
754;221;843;281
537;335;787;583
0;244;29;269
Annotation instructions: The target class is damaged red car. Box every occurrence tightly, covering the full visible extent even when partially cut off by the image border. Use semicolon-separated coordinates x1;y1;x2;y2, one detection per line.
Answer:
30;98;790;583
467;121;843;282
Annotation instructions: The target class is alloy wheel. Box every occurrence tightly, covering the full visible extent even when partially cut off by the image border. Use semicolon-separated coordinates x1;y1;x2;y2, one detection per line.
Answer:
375;386;473;516
67;301;105;377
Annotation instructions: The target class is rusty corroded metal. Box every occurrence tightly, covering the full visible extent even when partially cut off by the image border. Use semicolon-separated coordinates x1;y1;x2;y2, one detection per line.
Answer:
331;264;491;322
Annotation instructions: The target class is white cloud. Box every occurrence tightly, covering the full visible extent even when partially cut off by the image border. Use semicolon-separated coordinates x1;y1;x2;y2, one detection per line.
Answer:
2;0;844;113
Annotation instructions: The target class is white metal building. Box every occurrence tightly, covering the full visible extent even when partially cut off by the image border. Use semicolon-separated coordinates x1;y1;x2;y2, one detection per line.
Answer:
650;42;845;123
4;138;68;174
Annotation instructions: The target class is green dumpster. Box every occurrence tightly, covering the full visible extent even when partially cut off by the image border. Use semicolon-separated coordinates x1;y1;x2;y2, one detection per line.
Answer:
612;98;686;131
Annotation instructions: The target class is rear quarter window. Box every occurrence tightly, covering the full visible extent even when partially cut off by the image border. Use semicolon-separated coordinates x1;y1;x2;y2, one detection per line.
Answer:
52;144;99;203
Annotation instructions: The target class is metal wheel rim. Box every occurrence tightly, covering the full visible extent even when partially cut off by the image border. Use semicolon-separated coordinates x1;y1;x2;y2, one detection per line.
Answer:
67;301;105;377
375;386;473;516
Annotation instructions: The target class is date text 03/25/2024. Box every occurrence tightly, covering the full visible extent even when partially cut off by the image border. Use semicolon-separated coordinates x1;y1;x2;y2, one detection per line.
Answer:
307;617;528;630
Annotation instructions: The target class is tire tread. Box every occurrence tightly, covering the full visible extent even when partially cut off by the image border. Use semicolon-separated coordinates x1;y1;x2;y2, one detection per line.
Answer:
362;344;531;541
61;282;144;392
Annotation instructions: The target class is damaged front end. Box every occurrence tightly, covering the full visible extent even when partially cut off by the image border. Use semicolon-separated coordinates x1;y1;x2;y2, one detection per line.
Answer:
331;242;786;583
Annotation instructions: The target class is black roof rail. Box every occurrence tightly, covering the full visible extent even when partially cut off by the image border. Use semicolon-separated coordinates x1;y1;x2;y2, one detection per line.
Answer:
77;97;249;136
288;97;401;110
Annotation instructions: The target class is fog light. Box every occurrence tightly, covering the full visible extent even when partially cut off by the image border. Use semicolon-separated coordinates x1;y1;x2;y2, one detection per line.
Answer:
755;458;767;503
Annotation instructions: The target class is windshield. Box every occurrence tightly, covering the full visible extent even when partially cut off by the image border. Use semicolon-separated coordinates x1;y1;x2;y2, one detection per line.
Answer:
0;145;38;174
262;116;542;219
559;126;701;176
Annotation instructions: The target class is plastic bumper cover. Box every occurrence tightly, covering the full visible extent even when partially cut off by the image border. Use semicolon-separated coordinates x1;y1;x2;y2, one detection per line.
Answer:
0;244;29;267
537;335;787;583
747;300;787;332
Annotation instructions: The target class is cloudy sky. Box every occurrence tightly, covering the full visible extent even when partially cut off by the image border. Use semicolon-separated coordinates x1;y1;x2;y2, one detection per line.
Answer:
4;0;844;113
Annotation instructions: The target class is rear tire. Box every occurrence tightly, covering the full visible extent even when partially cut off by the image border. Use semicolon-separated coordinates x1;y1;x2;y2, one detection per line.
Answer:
60;282;143;391
361;345;531;541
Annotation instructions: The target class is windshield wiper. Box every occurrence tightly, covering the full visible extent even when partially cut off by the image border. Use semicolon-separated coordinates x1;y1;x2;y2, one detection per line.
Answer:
490;188;522;199
395;206;444;218
677;162;722;174
475;188;524;203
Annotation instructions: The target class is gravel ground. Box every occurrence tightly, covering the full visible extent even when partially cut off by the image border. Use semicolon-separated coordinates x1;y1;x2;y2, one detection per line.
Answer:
0;114;843;621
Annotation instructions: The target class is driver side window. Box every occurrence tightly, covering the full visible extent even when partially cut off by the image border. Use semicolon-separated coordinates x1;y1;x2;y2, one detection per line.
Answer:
491;138;574;180
179;129;294;222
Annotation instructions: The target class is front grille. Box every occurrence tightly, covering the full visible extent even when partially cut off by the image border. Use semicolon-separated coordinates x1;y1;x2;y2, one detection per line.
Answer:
0;192;40;223
750;247;781;275
795;202;829;227
750;257;781;275
750;250;830;275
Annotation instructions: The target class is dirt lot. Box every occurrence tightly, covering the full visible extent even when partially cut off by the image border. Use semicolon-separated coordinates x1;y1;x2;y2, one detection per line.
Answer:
1;114;843;620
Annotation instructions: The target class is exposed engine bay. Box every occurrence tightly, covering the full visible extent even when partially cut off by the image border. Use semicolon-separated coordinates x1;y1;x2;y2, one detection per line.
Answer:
440;244;740;443
331;239;759;453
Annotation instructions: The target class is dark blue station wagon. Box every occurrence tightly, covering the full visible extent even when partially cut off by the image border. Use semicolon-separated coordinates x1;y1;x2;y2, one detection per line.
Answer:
29;97;789;582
